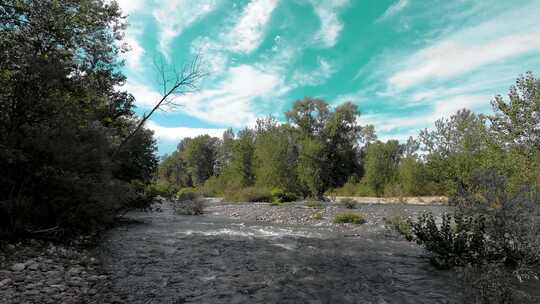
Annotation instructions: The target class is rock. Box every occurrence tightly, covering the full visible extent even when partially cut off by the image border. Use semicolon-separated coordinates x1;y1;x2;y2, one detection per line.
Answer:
0;278;12;287
50;284;67;291
27;263;40;271
11;263;26;271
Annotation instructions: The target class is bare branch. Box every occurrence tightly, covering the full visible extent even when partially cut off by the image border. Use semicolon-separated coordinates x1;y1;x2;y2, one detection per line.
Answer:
113;55;207;158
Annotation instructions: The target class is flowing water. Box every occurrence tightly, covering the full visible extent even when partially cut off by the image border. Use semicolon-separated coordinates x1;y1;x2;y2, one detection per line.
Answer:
97;202;463;303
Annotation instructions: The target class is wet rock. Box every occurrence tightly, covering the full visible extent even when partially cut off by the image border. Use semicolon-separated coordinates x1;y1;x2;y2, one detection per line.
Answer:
11;263;26;271
0;278;12;287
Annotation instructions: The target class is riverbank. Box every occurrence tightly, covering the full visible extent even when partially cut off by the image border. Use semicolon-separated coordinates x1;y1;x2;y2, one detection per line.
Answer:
0;238;119;304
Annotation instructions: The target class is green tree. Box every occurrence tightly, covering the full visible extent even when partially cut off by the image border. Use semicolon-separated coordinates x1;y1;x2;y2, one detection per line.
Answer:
182;135;219;186
364;140;402;196
0;0;158;236
254;117;299;193
297;137;325;198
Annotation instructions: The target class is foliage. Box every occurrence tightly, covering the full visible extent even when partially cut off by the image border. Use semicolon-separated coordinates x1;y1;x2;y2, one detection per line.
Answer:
296;136;325;198
270;188;297;204
410;171;540;274
176;188;200;202
340;198;357;209
223;187;272;203
364;140;402;196
0;0;158;237
312;211;324;220
384;215;413;241
173;198;205;216
334;212;367;224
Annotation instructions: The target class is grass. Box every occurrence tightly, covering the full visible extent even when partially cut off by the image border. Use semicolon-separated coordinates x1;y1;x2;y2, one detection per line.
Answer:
334;212;367;224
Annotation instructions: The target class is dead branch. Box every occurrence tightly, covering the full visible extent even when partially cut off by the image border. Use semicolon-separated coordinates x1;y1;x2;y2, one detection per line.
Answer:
113;55;207;158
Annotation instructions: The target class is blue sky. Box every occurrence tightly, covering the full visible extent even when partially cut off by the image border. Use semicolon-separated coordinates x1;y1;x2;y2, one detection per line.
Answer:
115;0;540;155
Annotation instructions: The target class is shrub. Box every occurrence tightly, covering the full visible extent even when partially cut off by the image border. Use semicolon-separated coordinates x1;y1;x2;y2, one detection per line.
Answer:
334;212;367;224
409;171;540;274
306;200;325;209
312;211;324;220
270;188;297;203
339;198;357;209
224;187;272;202
173;198;205;215
200;175;229;197
176;188;200;202
384;215;413;241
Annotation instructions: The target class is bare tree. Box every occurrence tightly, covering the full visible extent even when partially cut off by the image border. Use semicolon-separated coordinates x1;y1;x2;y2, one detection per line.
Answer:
113;55;206;157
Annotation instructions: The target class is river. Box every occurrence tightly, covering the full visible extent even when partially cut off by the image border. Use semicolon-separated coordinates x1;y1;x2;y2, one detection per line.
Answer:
97;200;462;303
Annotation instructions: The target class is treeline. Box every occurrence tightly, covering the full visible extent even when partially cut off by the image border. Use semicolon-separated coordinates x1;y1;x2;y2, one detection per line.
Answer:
0;1;158;238
158;73;540;201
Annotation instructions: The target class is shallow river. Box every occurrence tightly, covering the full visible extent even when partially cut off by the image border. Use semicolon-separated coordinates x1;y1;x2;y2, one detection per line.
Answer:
97;202;463;303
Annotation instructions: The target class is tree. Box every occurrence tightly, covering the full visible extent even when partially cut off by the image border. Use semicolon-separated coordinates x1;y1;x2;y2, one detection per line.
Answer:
286;97;330;136
227;128;255;187
254;117;299;193
322;102;362;188
297;136;325;198
0;0;159;236
182;135;219;186
364;140;402;196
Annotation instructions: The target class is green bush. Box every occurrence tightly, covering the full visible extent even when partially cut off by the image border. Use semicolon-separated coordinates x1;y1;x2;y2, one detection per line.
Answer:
312;211;324;220
146;181;178;199
224;187;272;202
384;215;413;241
176;188;200;202
270;188;297;203
200;175;228;197
173;198;205;215
330;180;376;197
340;198;357;209
334;212;367;224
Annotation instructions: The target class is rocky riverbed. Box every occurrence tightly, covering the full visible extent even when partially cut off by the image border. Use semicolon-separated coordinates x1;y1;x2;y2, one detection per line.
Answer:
0;199;494;303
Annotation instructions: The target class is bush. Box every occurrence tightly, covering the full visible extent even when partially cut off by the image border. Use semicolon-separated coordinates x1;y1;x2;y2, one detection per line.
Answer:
330;180;376;197
200;175;229;197
224;187;272;202
384;215;413;241
312;211;324;220
173;198;205;215
340;198;357;209
305;200;325;209
270;188;297;203
334;212;367;224
146;182;179;199
176;188;200;202
409;171;540;273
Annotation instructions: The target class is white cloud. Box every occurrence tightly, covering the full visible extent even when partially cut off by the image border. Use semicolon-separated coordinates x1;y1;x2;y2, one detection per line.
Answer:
358;94;490;136
114;0;144;14
310;0;349;47
377;0;409;22
389;30;540;90
146;121;226;142
123;35;145;71
122;82;163;109
153;0;223;58
176;64;289;127
292;57;336;87
227;0;279;54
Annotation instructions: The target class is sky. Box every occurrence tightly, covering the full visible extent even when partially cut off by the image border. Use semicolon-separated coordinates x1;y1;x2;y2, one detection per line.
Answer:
115;0;540;155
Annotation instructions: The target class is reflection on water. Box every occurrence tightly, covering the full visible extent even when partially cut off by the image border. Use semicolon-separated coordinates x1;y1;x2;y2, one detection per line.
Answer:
98;205;464;304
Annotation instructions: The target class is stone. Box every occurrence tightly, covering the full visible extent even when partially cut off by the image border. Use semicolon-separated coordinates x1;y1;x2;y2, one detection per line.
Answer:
11;263;26;271
27;263;40;271
0;278;12;287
